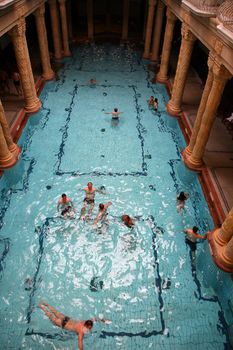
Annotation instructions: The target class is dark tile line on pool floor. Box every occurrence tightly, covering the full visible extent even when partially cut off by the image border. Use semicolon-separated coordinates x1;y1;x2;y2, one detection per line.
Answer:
55;84;148;176
0;238;10;280
24;214;229;342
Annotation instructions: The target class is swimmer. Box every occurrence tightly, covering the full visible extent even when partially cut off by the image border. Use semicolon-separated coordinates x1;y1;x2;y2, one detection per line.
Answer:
105;108;123;119
153;98;158;111
147;96;155;108
121;215;135;228
183;226;207;260
57;194;75;219
93;202;112;226
81;182;106;219
176;191;189;212
39;301;110;350
89;78;97;87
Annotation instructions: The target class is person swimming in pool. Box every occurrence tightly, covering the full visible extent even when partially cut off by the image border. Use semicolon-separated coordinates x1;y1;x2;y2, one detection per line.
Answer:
89;78;97;87
121;214;135;228
93;201;112;226
81;182;106;219
39;301;110;350
105;108;123;119
183;226;207;260
176;191;189;212
57;193;75;219
147;96;155;108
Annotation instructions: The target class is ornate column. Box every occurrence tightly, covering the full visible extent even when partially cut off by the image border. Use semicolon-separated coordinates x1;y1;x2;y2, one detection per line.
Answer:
0;123;17;169
151;0;165;62
156;9;176;83
209;207;233;272
186;61;231;170
87;0;94;41
183;55;214;162
0;100;20;158
58;0;71;56
122;0;129;41
9;18;41;114
34;4;55;80
66;0;73;40
167;23;196;116
143;0;157;59
49;0;62;60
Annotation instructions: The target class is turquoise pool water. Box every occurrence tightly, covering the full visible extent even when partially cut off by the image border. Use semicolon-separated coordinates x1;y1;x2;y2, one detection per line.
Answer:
0;43;231;349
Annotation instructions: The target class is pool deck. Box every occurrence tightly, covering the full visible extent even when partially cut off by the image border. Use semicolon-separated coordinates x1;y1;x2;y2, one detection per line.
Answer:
1;54;233;227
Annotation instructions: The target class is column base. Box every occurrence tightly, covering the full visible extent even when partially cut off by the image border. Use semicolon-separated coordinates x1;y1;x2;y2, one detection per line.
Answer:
208;229;233;273
0;152;18;170
182;152;204;172
25;98;42;114
9;143;21;159
42;70;55;81
156;74;168;84
166;100;181;116
54;53;63;61
142;53;150;60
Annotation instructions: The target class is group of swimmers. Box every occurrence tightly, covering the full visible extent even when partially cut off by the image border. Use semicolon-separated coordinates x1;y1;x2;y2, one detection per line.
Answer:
148;96;159;111
57;182;135;228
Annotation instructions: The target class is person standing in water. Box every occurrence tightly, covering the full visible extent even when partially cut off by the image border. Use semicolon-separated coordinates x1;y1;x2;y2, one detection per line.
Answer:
39;301;110;350
105;108;123;120
80;182;106;219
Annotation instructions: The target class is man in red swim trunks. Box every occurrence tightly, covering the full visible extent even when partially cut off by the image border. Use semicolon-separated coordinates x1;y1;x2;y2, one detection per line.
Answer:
39;301;110;350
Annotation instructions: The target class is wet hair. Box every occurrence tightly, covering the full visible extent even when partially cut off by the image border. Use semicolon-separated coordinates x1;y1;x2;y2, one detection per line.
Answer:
177;191;186;200
99;203;104;210
150;96;154;99
87;182;93;186
84;320;93;328
62;193;67;198
193;226;199;233
114;108;118;112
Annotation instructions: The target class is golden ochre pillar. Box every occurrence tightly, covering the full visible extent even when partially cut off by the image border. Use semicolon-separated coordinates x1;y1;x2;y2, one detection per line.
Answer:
58;0;71;57
183;55;214;162
143;0;156;59
0;100;20;159
9;18;41;114
87;0;94;41
151;0;165;62
209;208;233;272
167;23;196;116
187;62;231;170
49;0;62;60
122;0;129;41
156;9;176;83
34;5;55;80
0;123;17;169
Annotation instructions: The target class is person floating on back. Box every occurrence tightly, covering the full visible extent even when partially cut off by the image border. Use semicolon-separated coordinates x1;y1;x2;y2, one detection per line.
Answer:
39;301;111;350
105;108;123;120
176;191;189;212
121;215;135;228
93;201;112;227
183;226;207;259
57;193;75;219
80;182;106;219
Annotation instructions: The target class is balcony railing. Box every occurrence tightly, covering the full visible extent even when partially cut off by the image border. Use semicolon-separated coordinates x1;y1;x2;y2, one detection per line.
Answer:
217;1;233;42
182;0;224;17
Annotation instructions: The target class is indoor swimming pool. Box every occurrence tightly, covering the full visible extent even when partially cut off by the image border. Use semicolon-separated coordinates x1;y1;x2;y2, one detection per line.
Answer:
0;43;232;349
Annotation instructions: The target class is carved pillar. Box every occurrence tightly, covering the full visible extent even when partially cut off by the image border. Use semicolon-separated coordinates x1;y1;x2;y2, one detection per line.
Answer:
0;99;20;159
122;0;129;41
0;123;17;169
34;5;55;80
151;0;165;62
87;0;94;41
167;23;196;116
183;55;214;161
156;9;176;83
49;0;62;60
66;0;73;40
9;18;41;114
143;0;156;59
58;0;71;56
209;208;233;272
187;62;231;170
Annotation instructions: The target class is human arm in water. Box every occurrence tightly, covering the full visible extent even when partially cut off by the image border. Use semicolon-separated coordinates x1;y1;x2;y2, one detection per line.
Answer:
78;332;84;350
183;229;207;240
93;202;112;226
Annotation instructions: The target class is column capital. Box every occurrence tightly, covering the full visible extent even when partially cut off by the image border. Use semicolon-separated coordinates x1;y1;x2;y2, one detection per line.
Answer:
181;22;196;42
58;0;67;4
34;4;45;17
212;61;232;82
9;17;26;38
166;8;176;22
